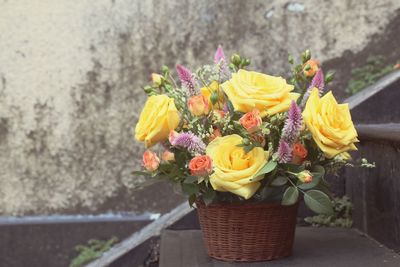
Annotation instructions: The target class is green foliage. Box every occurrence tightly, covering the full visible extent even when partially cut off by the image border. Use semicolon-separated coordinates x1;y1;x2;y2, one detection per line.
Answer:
304;190;333;215
270;176;288;186
346;56;393;95
69;237;118;267
305;196;353;228
282;186;299;205
254;161;277;178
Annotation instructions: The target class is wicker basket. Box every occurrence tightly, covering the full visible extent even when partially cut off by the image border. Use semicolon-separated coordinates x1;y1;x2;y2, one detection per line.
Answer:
196;200;299;262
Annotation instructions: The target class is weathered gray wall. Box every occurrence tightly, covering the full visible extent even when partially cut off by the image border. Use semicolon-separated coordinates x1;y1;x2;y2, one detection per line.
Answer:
0;0;399;215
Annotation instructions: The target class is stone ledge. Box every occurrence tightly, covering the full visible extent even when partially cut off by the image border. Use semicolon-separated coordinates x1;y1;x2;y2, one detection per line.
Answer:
160;227;400;267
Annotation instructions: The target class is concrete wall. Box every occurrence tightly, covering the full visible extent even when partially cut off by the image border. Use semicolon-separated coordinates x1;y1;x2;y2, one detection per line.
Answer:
0;0;399;215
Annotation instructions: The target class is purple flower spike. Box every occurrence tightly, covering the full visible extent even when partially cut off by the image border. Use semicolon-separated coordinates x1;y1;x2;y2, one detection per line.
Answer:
214;45;226;64
176;64;199;96
301;69;325;107
310;69;325;94
170;131;206;155
277;140;292;163
213;45;231;81
281;101;302;144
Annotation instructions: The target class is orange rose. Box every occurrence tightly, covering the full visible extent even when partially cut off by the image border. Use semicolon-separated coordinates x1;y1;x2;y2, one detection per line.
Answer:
292;143;308;164
189;155;212;176
208;128;222;142
239;109;262;133
162;150;175;162
142;150;160;172
303;59;319;77
187;95;210;116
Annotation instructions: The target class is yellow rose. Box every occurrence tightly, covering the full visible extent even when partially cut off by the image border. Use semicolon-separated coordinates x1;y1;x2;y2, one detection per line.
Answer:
221;69;299;117
201;81;225;108
206;134;269;199
135;95;180;147
302;88;358;158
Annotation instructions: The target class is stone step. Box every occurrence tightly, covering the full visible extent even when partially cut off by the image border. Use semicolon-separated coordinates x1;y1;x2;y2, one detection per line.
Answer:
160;227;400;267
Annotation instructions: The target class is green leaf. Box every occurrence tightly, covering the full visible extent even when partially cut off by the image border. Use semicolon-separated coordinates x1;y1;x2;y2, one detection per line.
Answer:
181;183;199;196
202;188;216;205
281;186;299;206
254;161;277;178
183;176;198;184
281;163;305;173
188;194;197;207
304;190;333;215
271;176;288;186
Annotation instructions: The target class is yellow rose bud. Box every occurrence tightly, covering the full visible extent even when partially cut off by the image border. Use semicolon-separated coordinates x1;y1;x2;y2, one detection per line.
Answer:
303;88;358;158
297;170;313;183
200;81;225;109
151;73;163;86
187;95;210;116
221;69;299;117
135;95;180;147
206;134;269;199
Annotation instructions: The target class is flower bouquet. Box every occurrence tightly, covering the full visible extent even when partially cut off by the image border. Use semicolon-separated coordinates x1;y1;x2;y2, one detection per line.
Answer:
134;46;361;261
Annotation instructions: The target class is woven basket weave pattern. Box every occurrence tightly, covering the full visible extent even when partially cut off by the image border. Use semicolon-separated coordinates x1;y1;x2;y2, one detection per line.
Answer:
196;201;298;262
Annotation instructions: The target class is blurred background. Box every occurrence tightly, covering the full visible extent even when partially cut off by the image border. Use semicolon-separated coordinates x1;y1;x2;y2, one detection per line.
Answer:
0;1;399;267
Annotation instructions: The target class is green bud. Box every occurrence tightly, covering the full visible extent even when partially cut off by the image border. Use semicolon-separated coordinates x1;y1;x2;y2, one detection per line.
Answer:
210;91;219;105
161;65;169;75
243;58;251;66
228;63;237;71
301;49;311;63
242;138;250;145
304;49;311;61
325;71;335;83
304;64;311;71
288;54;294;64
231;54;241;66
143;85;157;95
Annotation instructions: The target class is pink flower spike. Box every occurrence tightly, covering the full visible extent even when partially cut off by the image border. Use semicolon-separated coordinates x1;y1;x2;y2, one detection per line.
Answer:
311;69;325;95
301;69;325;108
281;101;302;144
277;140;292;163
214;45;226;64
175;64;199;96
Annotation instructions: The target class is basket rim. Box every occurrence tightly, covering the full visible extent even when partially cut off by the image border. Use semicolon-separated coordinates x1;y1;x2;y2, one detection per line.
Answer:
195;199;299;209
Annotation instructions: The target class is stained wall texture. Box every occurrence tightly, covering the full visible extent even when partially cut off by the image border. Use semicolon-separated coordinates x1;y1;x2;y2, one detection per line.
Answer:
0;0;399;215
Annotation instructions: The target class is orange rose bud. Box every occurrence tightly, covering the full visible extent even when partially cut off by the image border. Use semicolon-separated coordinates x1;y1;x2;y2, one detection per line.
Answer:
187;95;210;116
213;110;225;121
292;142;308;164
208;128;222;142
297;170;313;184
250;134;266;147
303;59;319;77
189;155;212;176
169;130;179;144
239;109;262;133
162;150;175;162
142;150;160;172
151;73;163;86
